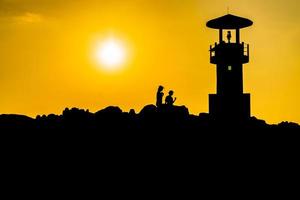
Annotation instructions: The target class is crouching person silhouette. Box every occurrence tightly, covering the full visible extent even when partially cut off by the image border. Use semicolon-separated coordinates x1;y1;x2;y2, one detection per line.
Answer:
165;90;176;106
156;85;164;108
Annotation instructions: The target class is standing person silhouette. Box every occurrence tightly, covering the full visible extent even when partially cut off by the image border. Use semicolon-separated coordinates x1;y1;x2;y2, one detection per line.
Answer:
156;85;164;108
165;90;177;106
227;31;232;43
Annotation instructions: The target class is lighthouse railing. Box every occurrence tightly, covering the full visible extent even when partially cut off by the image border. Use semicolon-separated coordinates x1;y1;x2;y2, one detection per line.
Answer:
209;42;249;64
242;42;249;57
242;42;250;63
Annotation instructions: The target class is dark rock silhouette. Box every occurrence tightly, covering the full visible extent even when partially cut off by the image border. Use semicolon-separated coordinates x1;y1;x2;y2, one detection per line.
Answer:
139;105;157;116
0;114;34;130
0;105;299;132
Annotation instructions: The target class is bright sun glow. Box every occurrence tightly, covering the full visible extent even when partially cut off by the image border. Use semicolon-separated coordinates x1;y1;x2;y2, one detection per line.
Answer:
95;38;126;71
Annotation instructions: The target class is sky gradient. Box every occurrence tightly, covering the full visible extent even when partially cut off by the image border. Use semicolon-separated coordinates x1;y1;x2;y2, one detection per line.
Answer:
0;0;299;124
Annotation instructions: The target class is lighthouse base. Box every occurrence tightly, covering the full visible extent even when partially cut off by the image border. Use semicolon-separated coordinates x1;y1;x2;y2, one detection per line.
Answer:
209;93;250;122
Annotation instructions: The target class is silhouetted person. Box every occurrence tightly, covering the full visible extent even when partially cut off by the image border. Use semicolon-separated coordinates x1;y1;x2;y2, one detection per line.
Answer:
165;90;176;106
156;86;164;108
227;31;232;43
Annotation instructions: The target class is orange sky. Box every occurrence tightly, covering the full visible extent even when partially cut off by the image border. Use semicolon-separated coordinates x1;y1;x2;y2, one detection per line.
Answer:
0;0;299;124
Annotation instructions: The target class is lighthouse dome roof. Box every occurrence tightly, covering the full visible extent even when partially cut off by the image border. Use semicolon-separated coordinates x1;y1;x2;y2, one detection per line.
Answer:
206;14;253;29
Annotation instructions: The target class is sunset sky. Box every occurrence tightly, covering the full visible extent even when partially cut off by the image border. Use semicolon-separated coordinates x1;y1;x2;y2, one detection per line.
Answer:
0;0;299;124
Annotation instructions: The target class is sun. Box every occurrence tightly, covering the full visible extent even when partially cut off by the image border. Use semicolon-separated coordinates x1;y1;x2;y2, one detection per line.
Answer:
95;38;126;72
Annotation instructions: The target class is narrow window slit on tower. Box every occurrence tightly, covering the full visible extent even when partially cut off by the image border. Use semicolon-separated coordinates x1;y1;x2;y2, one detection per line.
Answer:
228;66;232;71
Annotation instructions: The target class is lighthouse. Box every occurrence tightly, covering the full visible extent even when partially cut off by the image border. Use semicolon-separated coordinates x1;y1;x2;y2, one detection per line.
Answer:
207;14;253;122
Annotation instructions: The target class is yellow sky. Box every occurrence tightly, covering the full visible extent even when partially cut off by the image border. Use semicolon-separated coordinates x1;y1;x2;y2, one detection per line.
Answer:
0;0;299;124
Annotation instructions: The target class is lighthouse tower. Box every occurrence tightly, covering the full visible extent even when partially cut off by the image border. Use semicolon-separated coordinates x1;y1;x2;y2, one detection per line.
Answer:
207;14;253;121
